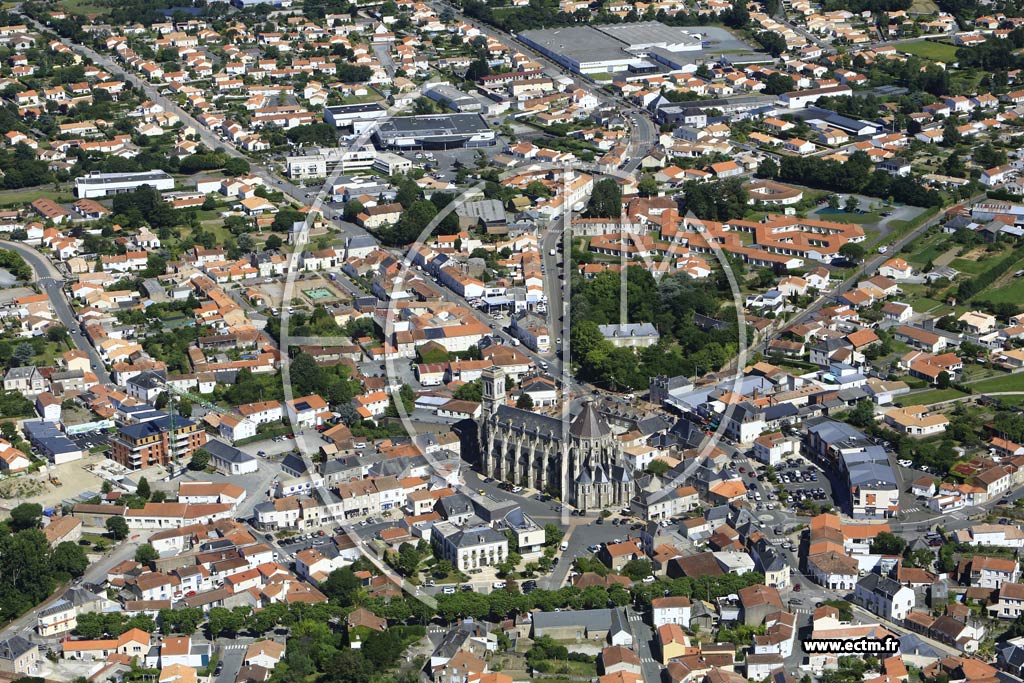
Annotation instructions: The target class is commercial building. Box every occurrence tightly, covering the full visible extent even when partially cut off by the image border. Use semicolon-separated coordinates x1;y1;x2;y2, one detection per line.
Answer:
111;414;207;470
74;170;175;198
372;113;495;150
424;83;482;113
518;22;702;74
286;146;376;179
323;103;389;131
22;420;84;465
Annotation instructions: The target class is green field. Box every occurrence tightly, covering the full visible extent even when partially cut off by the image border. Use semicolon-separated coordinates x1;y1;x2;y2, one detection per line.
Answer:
950;257;997;275
813;209;882;225
899;40;959;63
0;187;74;207
970;373;1024;393
906;236;952;267
977;276;1024;304
910;388;967;405
57;0;109;14
911;297;950;313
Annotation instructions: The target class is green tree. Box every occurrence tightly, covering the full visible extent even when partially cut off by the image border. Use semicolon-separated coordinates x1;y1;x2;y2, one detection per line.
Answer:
52;541;88;577
344;199;365;222
646;460;670;476
585;178;623;218
11;342;33;367
188;450;210;471
207;606;246;639
223;157;250;176
839;243;865;263
135;543;159;564
321;567;361;607
544;524;563;547
105;516;129;540
869;531;907;555
620;558;653;581
8;503;41;531
637;175;658;197
136;477;151;500
516;393;534;410
847;399;876;428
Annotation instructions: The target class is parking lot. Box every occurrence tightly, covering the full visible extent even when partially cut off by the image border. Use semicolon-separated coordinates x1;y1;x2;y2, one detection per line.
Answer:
69;430;112;452
733;452;835;537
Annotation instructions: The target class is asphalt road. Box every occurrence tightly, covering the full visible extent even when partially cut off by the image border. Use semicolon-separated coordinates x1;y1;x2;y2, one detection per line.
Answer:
0;239;111;383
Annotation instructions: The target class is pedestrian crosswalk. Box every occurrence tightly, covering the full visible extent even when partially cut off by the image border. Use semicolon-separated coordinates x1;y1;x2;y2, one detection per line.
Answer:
222;644;248;651
902;506;923;514
641;657;658;664
627;614;644;624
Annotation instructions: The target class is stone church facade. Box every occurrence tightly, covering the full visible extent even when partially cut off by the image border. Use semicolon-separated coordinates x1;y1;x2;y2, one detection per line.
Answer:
478;366;631;511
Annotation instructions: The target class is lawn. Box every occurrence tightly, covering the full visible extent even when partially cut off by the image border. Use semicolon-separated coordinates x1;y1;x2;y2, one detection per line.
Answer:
909;0;939;11
911;297;950;313
899;40;959;63
533;661;597;677
0;187;74;207
950;257;997;275
905;233;952;267
909;389;962;405
970;372;1024;394
813;209;882;224
57;0;109;14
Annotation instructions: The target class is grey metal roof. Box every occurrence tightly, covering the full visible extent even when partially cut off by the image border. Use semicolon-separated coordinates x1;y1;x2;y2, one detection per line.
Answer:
533;608;631;635
206;438;255;464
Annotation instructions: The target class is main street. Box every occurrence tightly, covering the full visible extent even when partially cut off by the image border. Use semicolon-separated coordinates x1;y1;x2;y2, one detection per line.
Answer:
0;239;111;384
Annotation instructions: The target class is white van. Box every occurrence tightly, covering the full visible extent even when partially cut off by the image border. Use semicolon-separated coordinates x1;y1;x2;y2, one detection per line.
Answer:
559;541;569;551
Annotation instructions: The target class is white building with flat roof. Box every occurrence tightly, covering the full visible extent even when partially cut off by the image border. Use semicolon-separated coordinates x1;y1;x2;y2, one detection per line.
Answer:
74;171;174;198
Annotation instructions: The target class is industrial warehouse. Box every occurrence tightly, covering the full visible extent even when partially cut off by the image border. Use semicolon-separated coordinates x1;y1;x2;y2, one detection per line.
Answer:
372;113;496;150
517;21;706;74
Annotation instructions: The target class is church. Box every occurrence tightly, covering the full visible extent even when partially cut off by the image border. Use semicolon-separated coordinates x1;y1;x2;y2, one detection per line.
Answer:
478;366;632;511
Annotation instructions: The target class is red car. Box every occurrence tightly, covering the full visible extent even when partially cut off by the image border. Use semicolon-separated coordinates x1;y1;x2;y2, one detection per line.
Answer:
739;467;746;473
793;584;802;592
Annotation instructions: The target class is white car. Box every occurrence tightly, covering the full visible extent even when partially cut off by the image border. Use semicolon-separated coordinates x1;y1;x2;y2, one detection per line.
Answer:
642;575;656;584
492;581;506;589
442;585;456;594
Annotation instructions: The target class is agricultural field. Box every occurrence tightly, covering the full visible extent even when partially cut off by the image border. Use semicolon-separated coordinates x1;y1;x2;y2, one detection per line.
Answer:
898;40;959;63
